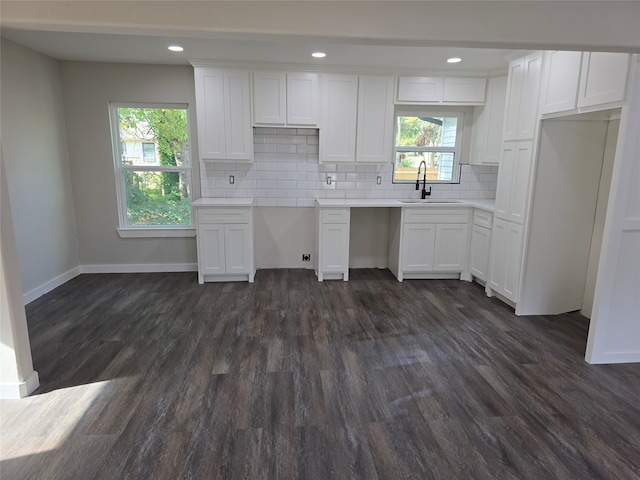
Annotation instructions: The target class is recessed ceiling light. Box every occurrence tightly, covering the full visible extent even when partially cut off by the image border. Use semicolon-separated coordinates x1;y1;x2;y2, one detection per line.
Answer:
168;45;184;52
447;57;462;64
312;52;326;59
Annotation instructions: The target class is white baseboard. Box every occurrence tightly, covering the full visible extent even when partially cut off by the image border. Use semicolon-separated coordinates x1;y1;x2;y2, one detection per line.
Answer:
0;370;39;399
585;351;640;364
23;264;198;304
80;263;197;274
23;266;82;305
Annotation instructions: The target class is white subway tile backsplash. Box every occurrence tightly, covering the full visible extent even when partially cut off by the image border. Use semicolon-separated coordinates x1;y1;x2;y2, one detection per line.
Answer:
199;129;497;206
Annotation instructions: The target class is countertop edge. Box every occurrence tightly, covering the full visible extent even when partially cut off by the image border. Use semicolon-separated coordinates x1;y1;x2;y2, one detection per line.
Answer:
315;198;495;212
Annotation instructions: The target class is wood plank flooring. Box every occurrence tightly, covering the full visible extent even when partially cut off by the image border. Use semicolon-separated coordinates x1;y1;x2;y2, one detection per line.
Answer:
2;269;639;479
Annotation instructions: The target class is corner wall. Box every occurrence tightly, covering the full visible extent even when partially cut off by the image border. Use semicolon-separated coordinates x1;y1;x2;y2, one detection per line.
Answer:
0;39;80;300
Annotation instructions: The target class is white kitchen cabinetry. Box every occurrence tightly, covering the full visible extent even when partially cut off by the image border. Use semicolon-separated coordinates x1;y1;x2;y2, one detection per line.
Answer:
253;71;319;126
316;207;350;281
397;76;443;103
540;52;632;115
319;74;358;163
320;74;394;164
356;75;395;163
443;77;487;103
470;76;507;165
395;208;470;281
469;210;493;281
578;52;631;108
397;76;486;104
193;67;253;162
487;218;523;302
195;205;255;283
494;141;533;225
503;52;543;141
539;51;583;115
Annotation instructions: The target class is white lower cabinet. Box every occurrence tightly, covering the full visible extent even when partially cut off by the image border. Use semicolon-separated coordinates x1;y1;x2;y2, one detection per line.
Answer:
195;206;255;283
487;218;523;302
395;208;470;281
401;223;436;272
470;210;494;281
316;207;350;281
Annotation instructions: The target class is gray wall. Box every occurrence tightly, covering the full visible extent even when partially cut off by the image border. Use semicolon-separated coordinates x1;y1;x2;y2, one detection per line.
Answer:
0;39;80;296
59;61;200;268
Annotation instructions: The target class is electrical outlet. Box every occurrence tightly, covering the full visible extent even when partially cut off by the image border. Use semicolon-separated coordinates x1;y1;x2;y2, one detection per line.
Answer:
302;254;311;262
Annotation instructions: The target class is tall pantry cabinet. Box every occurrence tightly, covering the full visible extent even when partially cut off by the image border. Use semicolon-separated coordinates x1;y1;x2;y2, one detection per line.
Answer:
487;51;542;303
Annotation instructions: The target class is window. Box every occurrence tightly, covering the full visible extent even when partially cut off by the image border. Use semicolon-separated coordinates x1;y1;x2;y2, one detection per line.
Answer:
393;112;462;183
110;104;192;231
142;142;156;163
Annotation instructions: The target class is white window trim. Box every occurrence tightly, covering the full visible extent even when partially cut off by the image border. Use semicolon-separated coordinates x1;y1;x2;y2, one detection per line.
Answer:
393;110;464;184
109;102;194;234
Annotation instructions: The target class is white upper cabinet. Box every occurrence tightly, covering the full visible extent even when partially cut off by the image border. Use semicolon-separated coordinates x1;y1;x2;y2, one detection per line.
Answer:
356;75;395;164
253;71;286;124
287;72;319;125
320;74;358;163
540;51;632;115
320;74;393;164
443;77;487;103
470;76;507;165
503;52;543;142
578;52;631;108
194;67;253;162
539;51;582;115
397;76;486;104
253;71;319;126
397;76;443;103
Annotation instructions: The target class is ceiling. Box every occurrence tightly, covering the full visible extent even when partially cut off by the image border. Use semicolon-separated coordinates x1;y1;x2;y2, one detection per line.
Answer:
1;28;515;75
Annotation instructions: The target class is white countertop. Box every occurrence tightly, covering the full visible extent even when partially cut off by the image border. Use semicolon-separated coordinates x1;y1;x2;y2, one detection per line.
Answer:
192;198;255;207
316;198;495;212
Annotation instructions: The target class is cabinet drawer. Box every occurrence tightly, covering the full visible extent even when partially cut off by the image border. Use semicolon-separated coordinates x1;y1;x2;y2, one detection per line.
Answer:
321;208;350;224
197;208;250;224
473;210;494;229
403;208;469;224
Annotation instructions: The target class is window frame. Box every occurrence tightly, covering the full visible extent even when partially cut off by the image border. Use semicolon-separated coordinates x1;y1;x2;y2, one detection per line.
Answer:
109;102;195;237
392;110;464;184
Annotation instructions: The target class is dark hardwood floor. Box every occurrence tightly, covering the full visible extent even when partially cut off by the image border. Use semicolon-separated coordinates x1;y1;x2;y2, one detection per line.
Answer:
1;269;639;479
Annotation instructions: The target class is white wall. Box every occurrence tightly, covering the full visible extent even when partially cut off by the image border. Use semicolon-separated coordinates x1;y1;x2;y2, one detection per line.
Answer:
0;39;80;299
59;61;200;269
582;119;619;318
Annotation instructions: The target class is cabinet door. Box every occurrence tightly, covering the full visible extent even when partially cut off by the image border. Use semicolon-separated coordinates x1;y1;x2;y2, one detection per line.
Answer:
397;76;443;103
320;74;358;163
434;224;468;271
494;142;515;220
495;141;532;224
503;57;524;142
470;225;491;280
356;75;394;163
508;141;533;225
224;70;253;161
287;72;319;125
578;52;630;108
320;223;349;272
488;219;523;302
540;51;582;115
517;52;543;140
194;68;227;160
198;224;226;275
253;71;286;125
224;224;252;274
443;77;486;103
401;223;436;272
504;52;542;141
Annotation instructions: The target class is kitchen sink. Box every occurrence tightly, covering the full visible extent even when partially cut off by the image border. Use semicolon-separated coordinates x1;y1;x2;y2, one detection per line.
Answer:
400;199;462;204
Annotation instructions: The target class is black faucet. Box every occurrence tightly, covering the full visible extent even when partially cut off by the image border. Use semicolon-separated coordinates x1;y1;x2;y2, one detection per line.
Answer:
416;160;432;199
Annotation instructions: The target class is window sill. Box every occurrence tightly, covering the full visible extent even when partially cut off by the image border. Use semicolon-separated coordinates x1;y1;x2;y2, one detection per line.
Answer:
117;228;196;238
